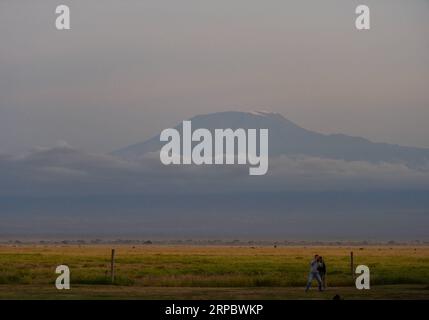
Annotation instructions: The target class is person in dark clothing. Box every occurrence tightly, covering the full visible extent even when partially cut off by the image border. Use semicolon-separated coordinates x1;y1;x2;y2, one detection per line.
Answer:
317;256;327;290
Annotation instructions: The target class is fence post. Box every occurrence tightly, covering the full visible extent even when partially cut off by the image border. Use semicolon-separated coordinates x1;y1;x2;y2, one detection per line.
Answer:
111;248;115;284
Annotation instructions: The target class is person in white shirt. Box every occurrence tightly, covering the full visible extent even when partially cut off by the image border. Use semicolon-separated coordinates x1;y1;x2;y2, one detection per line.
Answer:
305;254;323;292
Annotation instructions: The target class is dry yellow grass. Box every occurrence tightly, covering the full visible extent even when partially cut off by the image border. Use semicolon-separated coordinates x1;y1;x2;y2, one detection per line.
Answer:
0;245;428;299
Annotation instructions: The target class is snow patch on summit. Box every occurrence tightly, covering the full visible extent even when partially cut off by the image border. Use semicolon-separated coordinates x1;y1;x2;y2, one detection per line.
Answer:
248;110;277;116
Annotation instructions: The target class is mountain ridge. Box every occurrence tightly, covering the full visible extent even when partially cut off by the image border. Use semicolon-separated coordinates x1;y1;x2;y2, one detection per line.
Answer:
112;111;429;168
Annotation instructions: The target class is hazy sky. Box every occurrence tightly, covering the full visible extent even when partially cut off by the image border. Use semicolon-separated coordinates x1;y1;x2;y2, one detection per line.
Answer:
1;0;428;154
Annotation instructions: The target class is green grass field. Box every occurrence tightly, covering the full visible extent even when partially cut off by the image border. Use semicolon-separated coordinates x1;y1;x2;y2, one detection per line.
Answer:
0;245;428;299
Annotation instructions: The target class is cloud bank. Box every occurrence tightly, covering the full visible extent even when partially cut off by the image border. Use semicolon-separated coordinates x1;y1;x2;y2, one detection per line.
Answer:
1;145;429;197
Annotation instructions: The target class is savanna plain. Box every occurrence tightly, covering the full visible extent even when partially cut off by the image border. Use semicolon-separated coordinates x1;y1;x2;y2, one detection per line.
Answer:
0;244;428;299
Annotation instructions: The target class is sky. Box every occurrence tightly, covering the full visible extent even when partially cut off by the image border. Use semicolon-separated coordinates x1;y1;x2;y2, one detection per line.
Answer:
0;1;429;239
1;0;429;155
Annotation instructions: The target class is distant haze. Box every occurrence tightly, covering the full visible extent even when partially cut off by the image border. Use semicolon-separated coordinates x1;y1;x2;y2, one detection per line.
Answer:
1;0;429;154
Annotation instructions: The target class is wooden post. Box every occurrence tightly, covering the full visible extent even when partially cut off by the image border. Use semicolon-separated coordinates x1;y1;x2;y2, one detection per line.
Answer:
350;251;354;280
110;248;115;284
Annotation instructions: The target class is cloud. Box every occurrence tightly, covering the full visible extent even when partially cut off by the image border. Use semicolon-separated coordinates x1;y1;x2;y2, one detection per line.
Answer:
1;146;429;239
263;155;429;190
0;146;429;197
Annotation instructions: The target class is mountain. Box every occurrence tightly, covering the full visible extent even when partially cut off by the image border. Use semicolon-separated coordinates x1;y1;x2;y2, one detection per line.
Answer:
112;111;429;168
